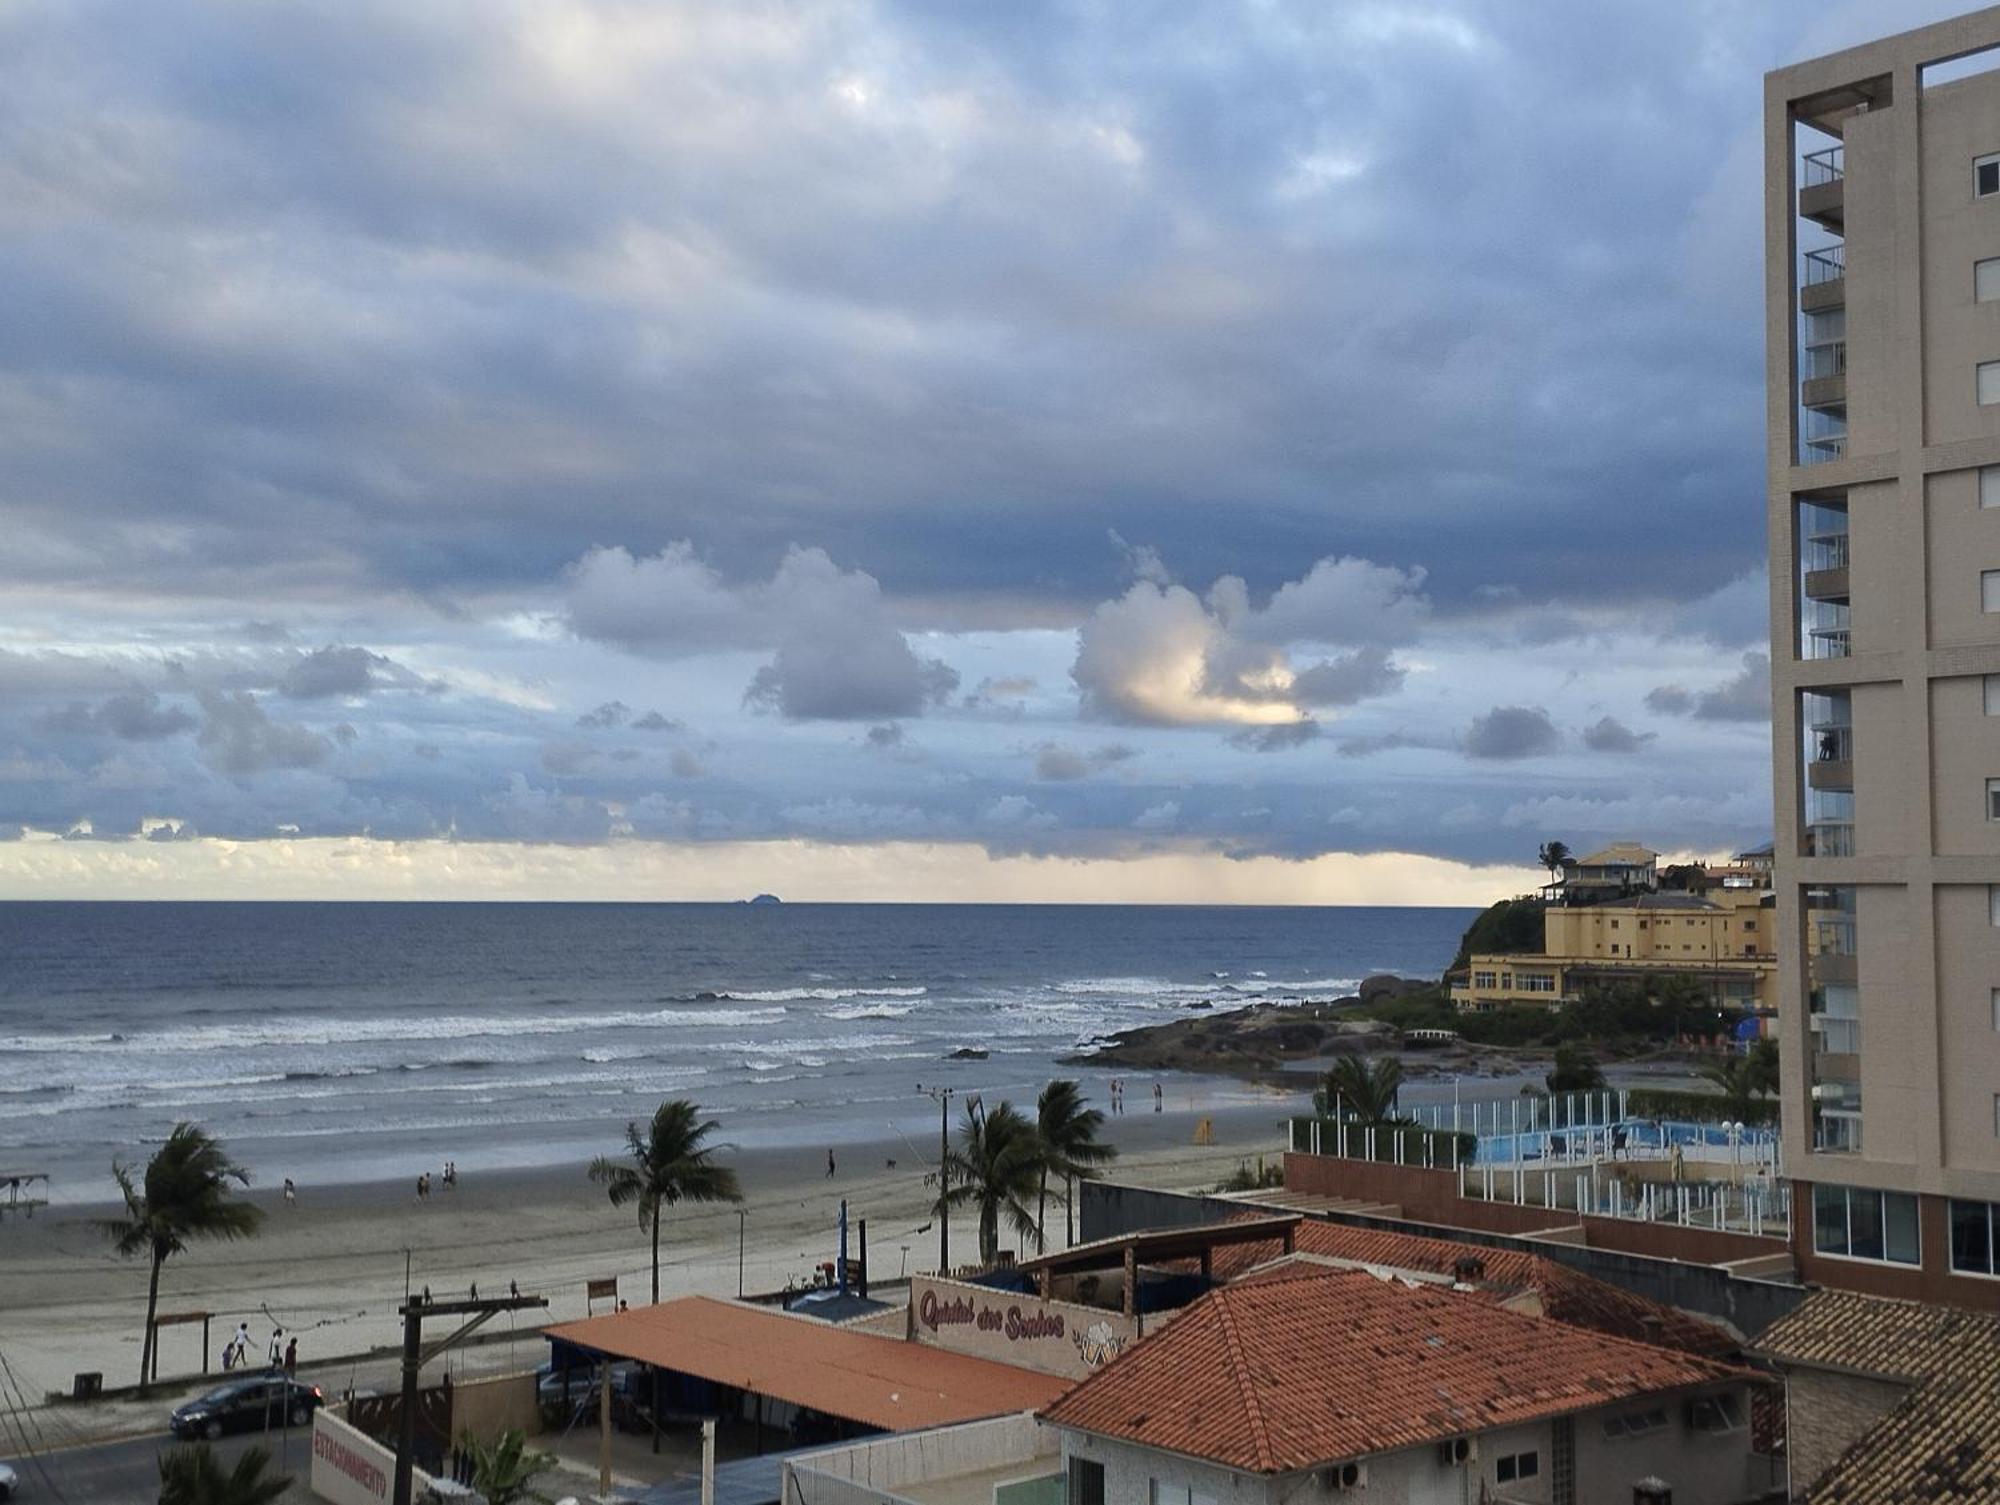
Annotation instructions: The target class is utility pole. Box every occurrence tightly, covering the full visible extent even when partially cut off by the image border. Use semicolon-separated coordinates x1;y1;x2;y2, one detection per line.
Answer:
737;1208;748;1299
919;1084;953;1274
392;1289;547;1505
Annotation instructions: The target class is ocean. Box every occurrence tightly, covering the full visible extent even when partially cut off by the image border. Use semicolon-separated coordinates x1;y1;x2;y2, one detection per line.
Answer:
0;902;1473;1203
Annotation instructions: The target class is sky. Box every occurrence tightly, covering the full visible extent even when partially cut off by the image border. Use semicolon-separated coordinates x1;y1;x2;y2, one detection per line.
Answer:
0;0;1961;902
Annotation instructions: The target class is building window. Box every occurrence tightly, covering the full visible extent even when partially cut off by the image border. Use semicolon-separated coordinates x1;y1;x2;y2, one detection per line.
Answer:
1985;569;2000;611
1602;1407;1669;1439
1982;363;2000;405
1149;1482;1190;1505
1989;778;2000;820
1813;1183;1922;1265
1068;1459;1104;1505
1985;467;2000;509
1473;971;1497;989
1981;153;2000;196
1520;973;1556;993
1686;1394;1745;1433
1987;674;2000;714
1496;1452;1540;1484
1983;259;2000;302
1950;1198;1999;1276
1990;987;2000;1031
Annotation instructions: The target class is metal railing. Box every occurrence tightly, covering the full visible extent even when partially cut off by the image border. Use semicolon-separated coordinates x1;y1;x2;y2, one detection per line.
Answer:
1803;145;1845;186
1806;625;1851;657
1810;723;1853;761
1803;341;1847;381
1803;244;1846;285
1804;531;1849;571
1805;820;1855;857
1810;916;1857;956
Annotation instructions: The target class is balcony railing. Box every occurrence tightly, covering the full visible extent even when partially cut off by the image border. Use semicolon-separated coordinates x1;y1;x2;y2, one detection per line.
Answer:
1810;916;1857;957
1811;724;1854;761
1806;626;1851;658
1804;341;1847;381
1813;1109;1862;1154
1803;244;1846;285
1804;532;1849;572
1806;820;1855;857
1803;145;1845;186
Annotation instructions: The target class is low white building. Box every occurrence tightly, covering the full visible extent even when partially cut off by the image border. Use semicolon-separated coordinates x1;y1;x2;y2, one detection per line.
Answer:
1040;1263;1773;1505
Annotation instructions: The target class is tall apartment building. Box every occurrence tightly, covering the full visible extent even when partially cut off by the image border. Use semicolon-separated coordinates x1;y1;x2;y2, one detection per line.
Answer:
1765;8;2000;1308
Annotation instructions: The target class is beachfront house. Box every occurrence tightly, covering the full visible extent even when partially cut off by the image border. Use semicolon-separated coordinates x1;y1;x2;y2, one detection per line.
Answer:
1038;1262;1770;1505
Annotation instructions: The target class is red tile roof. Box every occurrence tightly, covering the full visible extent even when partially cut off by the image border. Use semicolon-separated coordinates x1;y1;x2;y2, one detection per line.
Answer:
1040;1263;1746;1473
548;1296;1067;1433
1208;1217;1739;1357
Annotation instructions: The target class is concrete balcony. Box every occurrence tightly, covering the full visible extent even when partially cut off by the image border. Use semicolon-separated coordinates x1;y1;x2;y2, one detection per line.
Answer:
1800;147;1844;231
1802;373;1847;411
1801;246;1844;313
1808;757;1853;791
1804;565;1849;602
1809;952;1857;987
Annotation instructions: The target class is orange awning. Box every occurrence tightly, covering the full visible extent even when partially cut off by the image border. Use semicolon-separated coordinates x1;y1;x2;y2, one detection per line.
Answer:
546;1295;1068;1432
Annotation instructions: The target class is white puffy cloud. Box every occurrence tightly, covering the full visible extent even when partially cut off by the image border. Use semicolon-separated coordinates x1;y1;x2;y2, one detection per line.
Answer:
1070;553;1424;728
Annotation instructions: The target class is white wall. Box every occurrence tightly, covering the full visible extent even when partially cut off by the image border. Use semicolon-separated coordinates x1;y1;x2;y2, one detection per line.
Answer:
789;1412;1059;1505
310;1408;432;1505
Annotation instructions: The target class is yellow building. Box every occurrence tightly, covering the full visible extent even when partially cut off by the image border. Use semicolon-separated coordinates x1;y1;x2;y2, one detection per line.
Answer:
1452;890;1777;1012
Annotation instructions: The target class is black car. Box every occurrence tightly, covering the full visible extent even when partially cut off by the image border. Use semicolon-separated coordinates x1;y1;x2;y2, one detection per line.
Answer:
169;1376;323;1439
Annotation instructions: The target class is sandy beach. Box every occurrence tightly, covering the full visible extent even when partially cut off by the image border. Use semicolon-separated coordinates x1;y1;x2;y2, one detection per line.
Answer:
0;1095;1300;1435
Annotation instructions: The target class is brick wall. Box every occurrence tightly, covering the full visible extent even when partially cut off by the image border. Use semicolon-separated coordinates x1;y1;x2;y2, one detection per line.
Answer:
1782;1368;1910;1495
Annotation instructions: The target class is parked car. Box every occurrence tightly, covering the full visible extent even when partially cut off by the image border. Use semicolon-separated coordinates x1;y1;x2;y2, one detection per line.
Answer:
168;1376;323;1439
0;1458;17;1499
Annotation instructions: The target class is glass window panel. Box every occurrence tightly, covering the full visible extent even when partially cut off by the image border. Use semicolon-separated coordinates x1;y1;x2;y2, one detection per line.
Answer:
1885;1192;1922;1265
1849;1189;1886;1261
1985;468;2000;509
1950;1199;1994;1274
1989;780;2000;820
1814;1183;1849;1255
1982;260;2000;302
1981;155;2000;196
1987;675;2000;714
1981;363;2000;405
1985;570;2000;612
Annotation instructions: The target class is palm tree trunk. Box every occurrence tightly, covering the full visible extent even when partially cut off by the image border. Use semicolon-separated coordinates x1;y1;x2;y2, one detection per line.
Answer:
651;1212;661;1305
1065;1174;1074;1248
981;1202;998;1264
1036;1168;1048;1255
139;1247;164;1391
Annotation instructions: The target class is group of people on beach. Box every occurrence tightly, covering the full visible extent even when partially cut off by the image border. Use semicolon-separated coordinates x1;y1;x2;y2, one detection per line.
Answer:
1106;1079;1163;1114
221;1321;297;1375
415;1161;460;1201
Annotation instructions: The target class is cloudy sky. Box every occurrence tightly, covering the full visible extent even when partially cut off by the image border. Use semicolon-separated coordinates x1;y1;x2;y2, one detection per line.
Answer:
0;1;1949;900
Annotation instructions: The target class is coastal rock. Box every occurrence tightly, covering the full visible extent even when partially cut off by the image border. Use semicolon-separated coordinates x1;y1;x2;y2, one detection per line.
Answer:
1357;973;1431;1004
1059;1001;1404;1077
945;1046;989;1060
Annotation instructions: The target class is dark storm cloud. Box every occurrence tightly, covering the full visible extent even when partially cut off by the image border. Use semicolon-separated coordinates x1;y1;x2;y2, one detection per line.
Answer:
1462;706;1561;761
1648;652;1772;723
1581;716;1654;754
195;690;333;777
576;700;631;730
38;690;195;741
0;1;1846;619
1227;721;1320;753
278;645;395;699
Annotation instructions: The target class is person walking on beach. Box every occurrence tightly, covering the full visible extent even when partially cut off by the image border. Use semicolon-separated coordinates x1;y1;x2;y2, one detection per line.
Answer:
283;1177;296;1207
267;1328;284;1369
416;1171;430;1202
1153;1081;1163;1113
826;1148;836;1178
226;1321;250;1370
284;1336;297;1376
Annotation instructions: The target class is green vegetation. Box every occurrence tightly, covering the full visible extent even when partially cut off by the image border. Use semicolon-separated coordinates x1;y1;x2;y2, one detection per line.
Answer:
590;1099;743;1304
1289;1118;1475;1165
1448;897;1547;972
157;1444;289;1505
1312;1052;1406;1124
1215;1157;1284;1193
1544;1042;1607;1094
1626;1086;1779;1127
1357;977;1744;1055
939;1101;1042;1265
459;1428;558;1505
1034;1079;1116;1252
101;1123;263;1392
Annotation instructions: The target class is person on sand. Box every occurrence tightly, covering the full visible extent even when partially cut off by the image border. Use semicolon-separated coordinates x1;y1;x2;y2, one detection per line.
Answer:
231;1322;251;1369
826;1148;836;1178
1153;1082;1163;1112
416;1171;430;1202
283;1177;296;1207
267;1328;284;1369
284;1336;297;1376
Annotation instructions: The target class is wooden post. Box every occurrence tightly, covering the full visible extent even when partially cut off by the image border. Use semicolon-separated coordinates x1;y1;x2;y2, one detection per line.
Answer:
598;1363;612;1497
1122;1246;1136;1317
202;1316;211;1376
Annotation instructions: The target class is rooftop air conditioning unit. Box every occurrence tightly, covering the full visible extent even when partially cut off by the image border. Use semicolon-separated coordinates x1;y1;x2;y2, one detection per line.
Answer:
1435;1437;1478;1467
1316;1461;1367;1492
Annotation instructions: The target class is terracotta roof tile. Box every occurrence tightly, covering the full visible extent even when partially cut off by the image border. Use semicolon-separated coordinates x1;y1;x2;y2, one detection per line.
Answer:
1209;1217;1739;1357
1755;1290;2000;1503
1040;1264;1745;1473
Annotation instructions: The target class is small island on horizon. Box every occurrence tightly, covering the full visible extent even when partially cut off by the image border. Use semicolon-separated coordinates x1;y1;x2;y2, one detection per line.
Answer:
745;892;782;905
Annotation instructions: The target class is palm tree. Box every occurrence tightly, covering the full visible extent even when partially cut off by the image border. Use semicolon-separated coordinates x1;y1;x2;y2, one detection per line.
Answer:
589;1100;741;1304
938;1101;1041;1266
1034;1080;1117;1252
100;1123;262;1391
1698;1047;1780;1124
1537;840;1572;887
1313;1052;1405;1125
1545;1042;1607;1095
460;1427;557;1505
157;1444;290;1505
